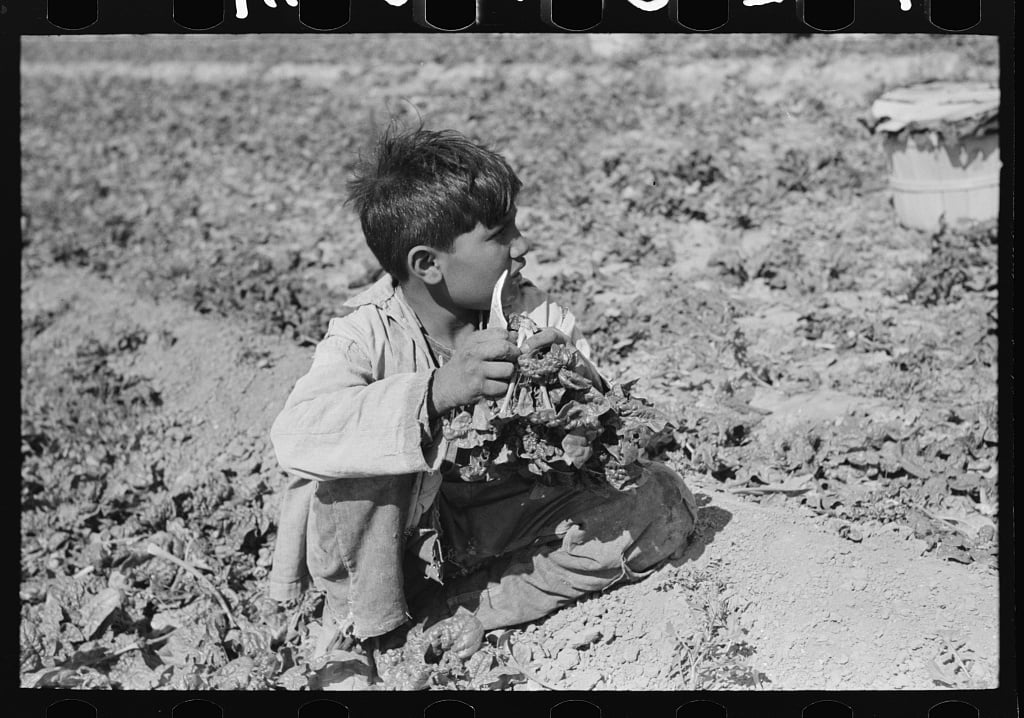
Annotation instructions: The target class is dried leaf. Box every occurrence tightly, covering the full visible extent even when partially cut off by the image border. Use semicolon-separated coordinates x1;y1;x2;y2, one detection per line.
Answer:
837;524;863;542
936;543;973;564
928;659;958;687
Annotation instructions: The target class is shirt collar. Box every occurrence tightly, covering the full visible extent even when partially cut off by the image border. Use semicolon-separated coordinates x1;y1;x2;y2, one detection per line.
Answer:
343;274;398;309
343;274;427;332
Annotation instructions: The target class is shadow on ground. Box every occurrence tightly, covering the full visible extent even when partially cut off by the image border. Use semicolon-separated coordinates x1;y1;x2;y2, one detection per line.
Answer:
670;492;733;567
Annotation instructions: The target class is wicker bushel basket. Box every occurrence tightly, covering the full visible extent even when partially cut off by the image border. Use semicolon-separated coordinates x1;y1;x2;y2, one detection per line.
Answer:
867;81;1000;232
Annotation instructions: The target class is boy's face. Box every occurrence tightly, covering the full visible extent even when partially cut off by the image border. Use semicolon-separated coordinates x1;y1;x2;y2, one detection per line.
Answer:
435;207;529;313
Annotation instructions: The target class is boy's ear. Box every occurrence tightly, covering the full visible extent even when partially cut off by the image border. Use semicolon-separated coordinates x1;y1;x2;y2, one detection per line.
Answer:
407;246;444;285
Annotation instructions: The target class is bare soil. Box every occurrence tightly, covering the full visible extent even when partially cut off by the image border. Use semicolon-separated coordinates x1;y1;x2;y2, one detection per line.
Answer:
22;253;998;692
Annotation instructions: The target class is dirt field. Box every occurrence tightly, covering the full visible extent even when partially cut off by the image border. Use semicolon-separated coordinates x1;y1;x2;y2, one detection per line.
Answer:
20;34;1001;692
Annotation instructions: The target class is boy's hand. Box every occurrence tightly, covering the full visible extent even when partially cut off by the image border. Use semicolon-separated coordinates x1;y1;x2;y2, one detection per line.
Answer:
428;328;520;416
519;327;571;354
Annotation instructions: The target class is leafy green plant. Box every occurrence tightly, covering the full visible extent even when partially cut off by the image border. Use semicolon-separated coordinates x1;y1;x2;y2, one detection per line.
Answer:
661;567;765;690
907;219;997;307
440;324;674;492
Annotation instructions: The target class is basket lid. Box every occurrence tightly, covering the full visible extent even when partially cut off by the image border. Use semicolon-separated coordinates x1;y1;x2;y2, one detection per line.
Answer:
870;81;999;134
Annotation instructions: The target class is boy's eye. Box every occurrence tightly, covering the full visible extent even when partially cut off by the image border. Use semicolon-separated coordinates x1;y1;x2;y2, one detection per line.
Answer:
492;225;513;243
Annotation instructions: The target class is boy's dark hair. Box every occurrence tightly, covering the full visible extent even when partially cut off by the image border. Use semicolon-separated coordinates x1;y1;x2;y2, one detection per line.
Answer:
347;125;522;283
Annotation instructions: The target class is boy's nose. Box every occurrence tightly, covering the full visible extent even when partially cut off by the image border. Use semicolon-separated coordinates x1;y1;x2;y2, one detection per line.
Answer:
511;233;530;259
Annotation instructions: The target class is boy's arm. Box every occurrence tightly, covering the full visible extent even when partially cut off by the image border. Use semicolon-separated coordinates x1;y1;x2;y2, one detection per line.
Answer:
270;321;439;482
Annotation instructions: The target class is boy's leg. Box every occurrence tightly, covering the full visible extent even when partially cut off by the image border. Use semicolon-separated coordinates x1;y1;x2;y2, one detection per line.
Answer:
310;474;416;639
433;463;697;631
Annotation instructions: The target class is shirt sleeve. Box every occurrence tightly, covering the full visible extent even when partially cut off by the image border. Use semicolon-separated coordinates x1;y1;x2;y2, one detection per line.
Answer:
270;316;442;481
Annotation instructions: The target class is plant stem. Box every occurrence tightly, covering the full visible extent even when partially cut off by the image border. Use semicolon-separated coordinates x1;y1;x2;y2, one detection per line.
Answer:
146;544;238;627
538;383;554;411
499;373;519;417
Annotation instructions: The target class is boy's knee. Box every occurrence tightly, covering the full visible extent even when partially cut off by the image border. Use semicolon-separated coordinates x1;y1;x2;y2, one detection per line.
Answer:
637;462;697;532
624;463;698;567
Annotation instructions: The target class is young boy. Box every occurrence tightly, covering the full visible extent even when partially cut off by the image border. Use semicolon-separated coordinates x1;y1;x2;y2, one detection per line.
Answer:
268;127;697;687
